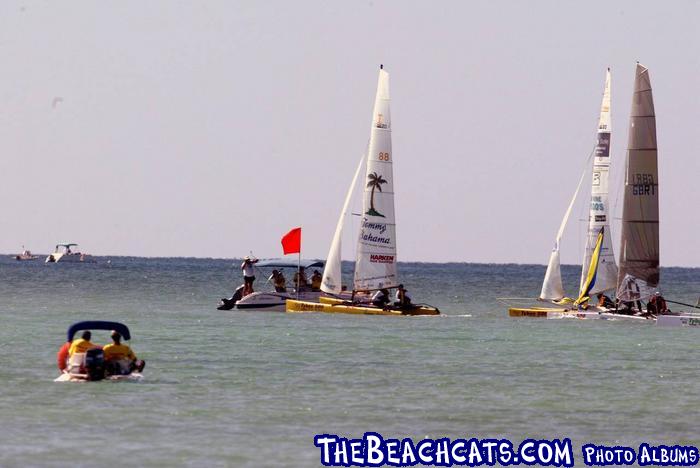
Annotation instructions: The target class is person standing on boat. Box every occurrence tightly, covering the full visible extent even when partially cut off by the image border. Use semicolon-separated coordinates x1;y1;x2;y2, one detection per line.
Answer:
293;267;308;291
103;331;144;374
241;256;258;296
269;269;287;293
310;270;322;291
395;284;412;308
68;331;99;357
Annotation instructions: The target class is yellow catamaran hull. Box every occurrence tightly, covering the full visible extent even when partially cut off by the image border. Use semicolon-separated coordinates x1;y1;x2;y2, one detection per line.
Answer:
508;307;652;322
508;307;570;318
286;298;440;316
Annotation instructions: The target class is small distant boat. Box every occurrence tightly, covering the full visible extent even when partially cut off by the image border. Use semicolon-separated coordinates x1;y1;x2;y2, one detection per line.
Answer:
54;321;144;382
286;66;439;317
45;243;91;263
217;259;325;311
14;246;38;261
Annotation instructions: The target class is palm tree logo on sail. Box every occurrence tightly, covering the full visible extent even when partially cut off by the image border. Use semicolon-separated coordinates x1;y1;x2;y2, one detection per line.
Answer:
365;172;387;217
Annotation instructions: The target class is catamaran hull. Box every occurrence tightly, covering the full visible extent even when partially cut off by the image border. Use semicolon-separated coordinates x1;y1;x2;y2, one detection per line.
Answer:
220;291;323;312
509;307;651;321
657;315;700;327
54;372;143;382
508;307;567;318
287;299;439;316
45;253;91;263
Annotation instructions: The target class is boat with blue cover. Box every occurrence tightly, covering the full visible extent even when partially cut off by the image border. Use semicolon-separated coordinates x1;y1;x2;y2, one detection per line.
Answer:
55;321;144;382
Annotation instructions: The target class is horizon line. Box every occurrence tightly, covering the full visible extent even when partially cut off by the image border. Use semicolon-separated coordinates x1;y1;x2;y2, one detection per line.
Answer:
2;253;697;269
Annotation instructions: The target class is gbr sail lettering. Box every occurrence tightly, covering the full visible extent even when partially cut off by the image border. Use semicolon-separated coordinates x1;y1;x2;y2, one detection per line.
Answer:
631;173;656;196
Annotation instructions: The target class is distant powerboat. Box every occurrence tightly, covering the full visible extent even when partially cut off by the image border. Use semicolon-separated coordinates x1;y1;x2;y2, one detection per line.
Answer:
55;321;145;382
45;243;91;263
218;258;325;311
14;247;38;261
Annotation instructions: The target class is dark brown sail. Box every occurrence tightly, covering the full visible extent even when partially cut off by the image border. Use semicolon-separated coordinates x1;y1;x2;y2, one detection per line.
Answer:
617;63;659;301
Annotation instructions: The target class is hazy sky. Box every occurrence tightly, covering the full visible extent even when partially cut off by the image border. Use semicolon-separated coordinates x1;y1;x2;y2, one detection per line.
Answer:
1;1;698;266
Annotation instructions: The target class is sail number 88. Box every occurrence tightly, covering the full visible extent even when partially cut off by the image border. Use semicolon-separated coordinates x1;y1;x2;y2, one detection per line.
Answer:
378;152;391;161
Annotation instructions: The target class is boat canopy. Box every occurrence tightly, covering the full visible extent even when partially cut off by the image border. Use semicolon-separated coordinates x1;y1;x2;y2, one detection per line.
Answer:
56;243;78;248
255;259;324;269
66;321;131;342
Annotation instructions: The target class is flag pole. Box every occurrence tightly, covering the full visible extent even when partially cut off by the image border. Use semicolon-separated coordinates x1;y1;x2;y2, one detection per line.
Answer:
297;228;301;300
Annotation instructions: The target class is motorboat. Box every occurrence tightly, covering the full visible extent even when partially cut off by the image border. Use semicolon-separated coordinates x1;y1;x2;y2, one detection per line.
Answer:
55;321;145;382
45;243;91;263
14;247;38;261
218;258;325;311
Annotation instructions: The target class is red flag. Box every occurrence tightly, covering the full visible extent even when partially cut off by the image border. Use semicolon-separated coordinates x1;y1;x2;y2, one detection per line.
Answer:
281;227;301;255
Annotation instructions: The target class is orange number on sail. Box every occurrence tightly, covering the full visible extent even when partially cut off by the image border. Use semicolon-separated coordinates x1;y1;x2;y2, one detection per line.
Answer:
378;152;391;161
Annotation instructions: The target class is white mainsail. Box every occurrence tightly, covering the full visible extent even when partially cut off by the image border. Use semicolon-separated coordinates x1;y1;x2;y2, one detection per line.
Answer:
579;68;618;295
353;66;399;291
320;154;365;294
539;167;588;301
616;63;659;302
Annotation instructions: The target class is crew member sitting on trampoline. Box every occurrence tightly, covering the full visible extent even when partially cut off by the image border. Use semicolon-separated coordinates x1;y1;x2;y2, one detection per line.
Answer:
371;288;390;307
394;284;412;308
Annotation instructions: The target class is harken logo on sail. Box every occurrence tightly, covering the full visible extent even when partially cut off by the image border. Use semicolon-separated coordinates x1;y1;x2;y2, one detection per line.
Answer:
370;254;394;264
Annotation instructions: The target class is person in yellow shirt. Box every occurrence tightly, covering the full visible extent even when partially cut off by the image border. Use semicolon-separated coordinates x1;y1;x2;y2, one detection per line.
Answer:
68;331;99;357
103;331;144;374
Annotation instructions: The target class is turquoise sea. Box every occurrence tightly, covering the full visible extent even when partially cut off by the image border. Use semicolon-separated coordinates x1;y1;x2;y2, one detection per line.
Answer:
0;256;698;467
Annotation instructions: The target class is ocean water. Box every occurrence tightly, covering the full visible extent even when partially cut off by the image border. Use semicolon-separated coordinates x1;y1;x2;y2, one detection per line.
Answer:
0;256;698;467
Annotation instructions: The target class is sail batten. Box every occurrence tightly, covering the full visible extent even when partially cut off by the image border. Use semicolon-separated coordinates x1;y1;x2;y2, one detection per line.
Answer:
353;68;399;291
616;63;659;301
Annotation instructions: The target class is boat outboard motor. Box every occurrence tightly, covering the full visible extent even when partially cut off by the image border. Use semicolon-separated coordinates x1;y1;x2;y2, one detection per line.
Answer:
85;348;106;381
218;284;245;310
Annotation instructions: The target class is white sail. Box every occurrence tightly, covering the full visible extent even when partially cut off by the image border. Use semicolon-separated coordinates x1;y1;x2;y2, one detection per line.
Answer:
539;167;588;301
616;63;659;302
321;154;365;294
541;249;565;301
579;68;618;295
353;67;398;291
